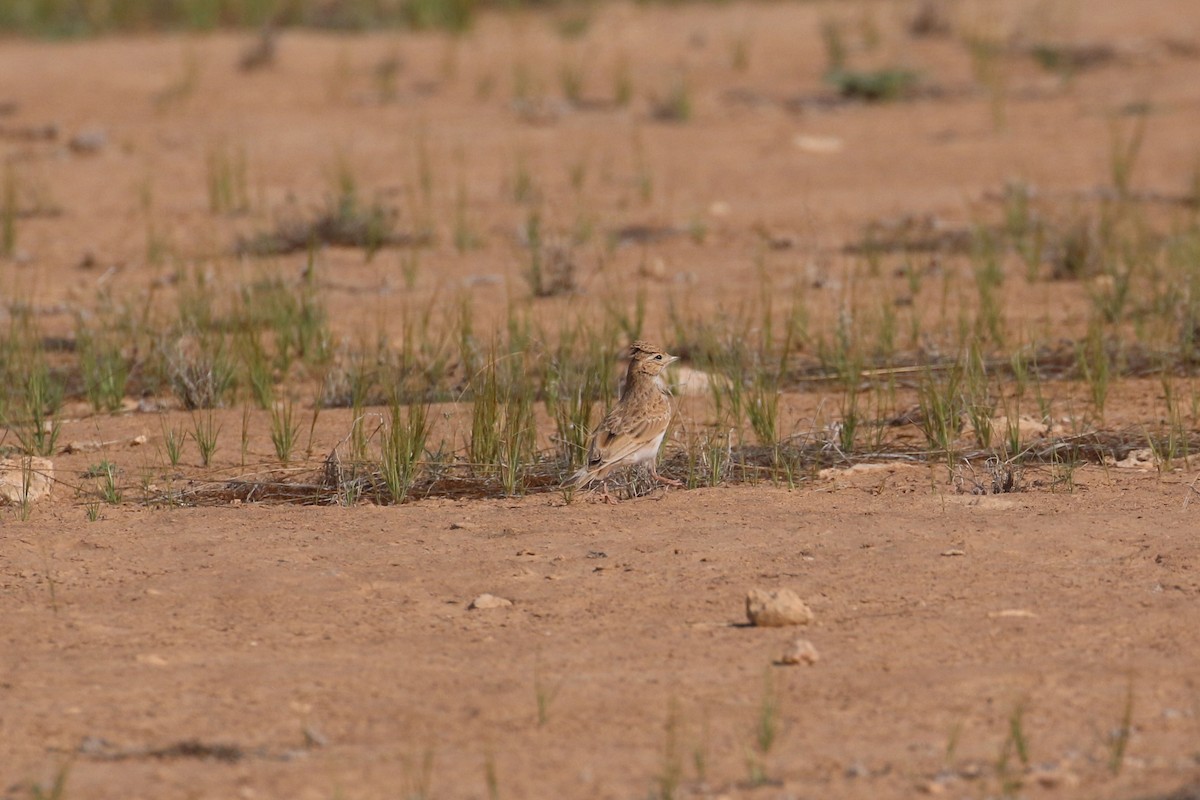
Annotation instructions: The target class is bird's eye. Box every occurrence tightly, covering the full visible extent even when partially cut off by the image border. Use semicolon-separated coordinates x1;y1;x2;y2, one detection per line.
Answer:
654;354;663;360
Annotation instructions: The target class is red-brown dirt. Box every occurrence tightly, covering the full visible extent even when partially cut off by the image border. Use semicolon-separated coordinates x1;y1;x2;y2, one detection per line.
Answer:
3;1;1200;797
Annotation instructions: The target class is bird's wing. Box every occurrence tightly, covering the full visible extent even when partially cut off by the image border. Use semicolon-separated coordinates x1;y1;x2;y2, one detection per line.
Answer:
591;417;661;467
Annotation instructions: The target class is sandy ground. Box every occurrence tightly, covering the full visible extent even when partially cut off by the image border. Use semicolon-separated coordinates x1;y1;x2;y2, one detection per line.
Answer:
3;0;1200;797
5;469;1200;799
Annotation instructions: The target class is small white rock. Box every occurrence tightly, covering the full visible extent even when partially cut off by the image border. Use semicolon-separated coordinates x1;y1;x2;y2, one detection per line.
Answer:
779;638;820;665
69;128;107;154
1115;448;1154;469
0;457;54;505
745;587;814;627
793;134;844;154
469;593;513;610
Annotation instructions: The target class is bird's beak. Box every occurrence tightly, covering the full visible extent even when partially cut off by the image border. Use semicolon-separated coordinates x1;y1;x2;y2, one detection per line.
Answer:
666;354;680;365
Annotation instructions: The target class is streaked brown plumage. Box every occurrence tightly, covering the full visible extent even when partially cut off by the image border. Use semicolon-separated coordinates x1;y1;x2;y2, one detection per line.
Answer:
570;340;682;502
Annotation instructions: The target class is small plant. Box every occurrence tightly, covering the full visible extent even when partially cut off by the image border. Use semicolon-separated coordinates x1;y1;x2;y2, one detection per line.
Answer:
972;230;1005;346
916;364;964;461
2;162;16;257
559;59;585;106
996;701;1031;797
511;152;537;205
825;67;918;102
85;460;122;505
533;662;561;727
190;409;221;467
401;247;421;290
239;405;250;467
236;184;404;259
406;0;474;33
1048;447;1077;492
484;748;500;800
7;360;63;456
746;668;780;786
730;33;751;71
631;134;654;204
944;719;964;764
746;370;781;447
498;387;535;497
523;216;580;298
964;31;1009;129
651;74;692;122
1152;372;1190;471
153;46;201;111
16;457;35;521
820;18;847;71
1079;322;1111;423
161;417;186;467
402;747;436;800
555;9;590;38
206;141;249;215
655;698;684;800
167;333;235;410
612;56;634;107
1109;109;1148;200
700;431;732;487
963;343;994;448
1107;678;1135;775
453;175;479;253
238;330;274;409
380;399;430;503
544;349;601;472
27;760;70;800
269;398;301;464
373;53;402;102
77;326;129;413
693;713;710;784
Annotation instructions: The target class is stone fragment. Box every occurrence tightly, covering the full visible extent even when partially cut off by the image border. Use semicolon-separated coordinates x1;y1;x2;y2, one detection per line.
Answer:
779;638;820;666
469;593;513;610
69;128;107;154
745;588;814;627
0;457;54;504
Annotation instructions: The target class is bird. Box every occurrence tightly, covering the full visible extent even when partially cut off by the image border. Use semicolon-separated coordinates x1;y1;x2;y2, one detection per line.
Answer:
569;340;683;503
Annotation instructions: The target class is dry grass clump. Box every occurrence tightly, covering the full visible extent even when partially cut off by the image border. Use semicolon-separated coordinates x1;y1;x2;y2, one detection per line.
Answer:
235;191;430;258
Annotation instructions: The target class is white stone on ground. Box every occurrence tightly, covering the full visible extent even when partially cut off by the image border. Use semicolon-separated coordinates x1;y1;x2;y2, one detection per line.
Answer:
745;587;813;627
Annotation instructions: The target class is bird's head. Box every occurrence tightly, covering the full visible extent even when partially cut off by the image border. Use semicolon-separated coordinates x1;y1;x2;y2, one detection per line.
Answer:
628;341;679;377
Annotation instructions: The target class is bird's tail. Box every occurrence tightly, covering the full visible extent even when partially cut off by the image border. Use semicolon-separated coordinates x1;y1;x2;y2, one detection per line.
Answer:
566;464;598;489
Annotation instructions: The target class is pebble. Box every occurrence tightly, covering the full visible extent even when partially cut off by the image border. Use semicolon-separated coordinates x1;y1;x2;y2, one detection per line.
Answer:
469;593;513;610
0;457;54;504
779;638;820;665
69;128;107;154
745;587;814;627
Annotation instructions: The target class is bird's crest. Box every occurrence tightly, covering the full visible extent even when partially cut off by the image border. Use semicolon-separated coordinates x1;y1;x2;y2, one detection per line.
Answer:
628;340;660;357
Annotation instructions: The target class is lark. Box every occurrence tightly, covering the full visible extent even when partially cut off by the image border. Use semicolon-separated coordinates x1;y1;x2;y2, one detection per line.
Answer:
569;340;683;502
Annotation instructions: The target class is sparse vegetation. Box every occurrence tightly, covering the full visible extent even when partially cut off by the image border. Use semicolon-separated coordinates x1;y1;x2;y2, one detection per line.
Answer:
746;668;780;786
2;6;1198;800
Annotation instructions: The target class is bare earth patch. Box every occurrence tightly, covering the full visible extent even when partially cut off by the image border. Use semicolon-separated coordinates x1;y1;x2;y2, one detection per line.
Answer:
3;0;1200;797
5;472;1200;798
